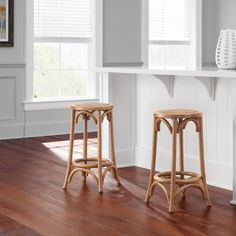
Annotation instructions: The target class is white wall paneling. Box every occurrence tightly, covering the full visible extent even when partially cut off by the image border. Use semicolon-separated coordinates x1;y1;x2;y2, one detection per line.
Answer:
231;79;236;204
0;67;25;139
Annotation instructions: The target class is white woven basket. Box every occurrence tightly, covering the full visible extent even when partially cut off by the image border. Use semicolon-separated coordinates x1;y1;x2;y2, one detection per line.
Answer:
215;29;236;70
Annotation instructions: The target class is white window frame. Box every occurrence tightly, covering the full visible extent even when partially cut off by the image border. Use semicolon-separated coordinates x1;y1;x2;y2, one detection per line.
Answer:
142;0;202;69
25;0;102;110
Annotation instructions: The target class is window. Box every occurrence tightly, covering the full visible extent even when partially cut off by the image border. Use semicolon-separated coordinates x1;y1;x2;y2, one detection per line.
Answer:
33;0;95;99
149;0;191;69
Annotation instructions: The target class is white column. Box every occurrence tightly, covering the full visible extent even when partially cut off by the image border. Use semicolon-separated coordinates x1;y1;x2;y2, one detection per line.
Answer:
98;72;136;167
232;116;236;205
231;78;236;205
99;72;110;159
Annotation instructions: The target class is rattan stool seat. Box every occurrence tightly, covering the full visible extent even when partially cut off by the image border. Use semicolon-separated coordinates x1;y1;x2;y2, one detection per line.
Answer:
155;109;202;119
71;103;113;111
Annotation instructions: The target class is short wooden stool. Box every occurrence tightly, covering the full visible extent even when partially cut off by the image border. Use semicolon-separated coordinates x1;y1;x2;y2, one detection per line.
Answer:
63;103;120;192
145;109;212;212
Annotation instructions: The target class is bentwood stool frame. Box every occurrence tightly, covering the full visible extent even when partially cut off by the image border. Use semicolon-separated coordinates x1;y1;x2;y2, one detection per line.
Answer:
145;109;212;212
63;103;121;193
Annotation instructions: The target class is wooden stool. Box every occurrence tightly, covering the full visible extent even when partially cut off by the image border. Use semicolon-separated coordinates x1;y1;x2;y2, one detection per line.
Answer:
145;109;212;212
63;103;121;192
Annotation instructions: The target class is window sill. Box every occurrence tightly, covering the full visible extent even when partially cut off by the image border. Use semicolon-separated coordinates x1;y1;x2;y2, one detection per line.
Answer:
23;98;99;111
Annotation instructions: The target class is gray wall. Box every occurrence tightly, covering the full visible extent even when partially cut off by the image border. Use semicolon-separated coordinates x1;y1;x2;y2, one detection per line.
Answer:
0;1;26;64
203;0;236;64
103;0;142;66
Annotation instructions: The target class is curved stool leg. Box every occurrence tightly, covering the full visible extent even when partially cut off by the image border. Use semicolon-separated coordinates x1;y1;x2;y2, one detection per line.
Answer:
82;114;88;180
179;119;186;197
198;117;212;206
169;118;178;213
109;111;121;186
145;116;158;202
97;111;103;193
63;110;76;189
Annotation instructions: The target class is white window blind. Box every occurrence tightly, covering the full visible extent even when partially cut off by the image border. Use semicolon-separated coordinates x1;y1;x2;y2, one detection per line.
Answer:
149;0;190;43
34;0;92;39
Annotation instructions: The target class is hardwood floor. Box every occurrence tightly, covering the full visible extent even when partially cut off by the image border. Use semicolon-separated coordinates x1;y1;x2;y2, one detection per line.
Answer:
0;134;236;236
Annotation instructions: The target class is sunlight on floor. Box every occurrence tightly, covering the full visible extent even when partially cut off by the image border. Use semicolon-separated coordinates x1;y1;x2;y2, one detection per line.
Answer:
42;138;98;161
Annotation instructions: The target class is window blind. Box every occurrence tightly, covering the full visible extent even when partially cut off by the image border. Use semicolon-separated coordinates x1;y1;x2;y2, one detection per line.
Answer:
34;0;92;38
149;0;190;42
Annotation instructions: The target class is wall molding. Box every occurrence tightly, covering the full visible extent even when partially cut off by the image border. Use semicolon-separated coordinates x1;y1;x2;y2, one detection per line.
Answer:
0;63;26;69
103;62;144;67
0;76;16;121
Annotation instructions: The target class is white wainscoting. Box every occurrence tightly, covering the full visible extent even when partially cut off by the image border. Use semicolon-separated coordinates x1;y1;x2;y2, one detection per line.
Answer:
0;64;97;140
136;75;234;190
0;67;25;139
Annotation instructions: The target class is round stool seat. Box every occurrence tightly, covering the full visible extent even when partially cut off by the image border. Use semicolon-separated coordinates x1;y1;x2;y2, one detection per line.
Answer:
154;109;202;119
71;103;113;111
154;171;202;185
73;158;113;169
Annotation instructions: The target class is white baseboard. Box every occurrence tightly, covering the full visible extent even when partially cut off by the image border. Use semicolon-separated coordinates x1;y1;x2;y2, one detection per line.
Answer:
230;200;236;206
0;123;24;140
135;145;233;190
115;148;135;168
118;163;135;168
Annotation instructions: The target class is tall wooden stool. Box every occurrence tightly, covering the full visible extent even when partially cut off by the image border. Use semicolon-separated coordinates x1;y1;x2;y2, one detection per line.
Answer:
145;109;212;212
63;103;120;193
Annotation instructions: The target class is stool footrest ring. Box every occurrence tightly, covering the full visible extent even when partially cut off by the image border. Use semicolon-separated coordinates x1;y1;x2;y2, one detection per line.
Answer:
72;158;113;169
154;171;202;185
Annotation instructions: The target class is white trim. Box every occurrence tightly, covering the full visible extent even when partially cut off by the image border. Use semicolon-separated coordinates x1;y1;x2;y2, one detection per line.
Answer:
131;74;137;164
230;200;236;206
149;40;190;45
26;0;34;101
188;0;202;69
0;63;26;68
24;98;99;111
34;37;92;43
103;62;144;67
95;66;236;79
118;163;135;168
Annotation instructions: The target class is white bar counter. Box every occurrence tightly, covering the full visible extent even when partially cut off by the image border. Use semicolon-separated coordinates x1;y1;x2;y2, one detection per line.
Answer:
96;66;236;206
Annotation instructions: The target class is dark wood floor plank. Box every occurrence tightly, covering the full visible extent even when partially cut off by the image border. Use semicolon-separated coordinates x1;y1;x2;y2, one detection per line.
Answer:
0;134;236;236
0;213;42;236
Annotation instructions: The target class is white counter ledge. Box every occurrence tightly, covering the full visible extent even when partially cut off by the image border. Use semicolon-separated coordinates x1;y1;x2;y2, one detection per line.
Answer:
95;66;236;206
96;66;236;101
95;66;236;78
